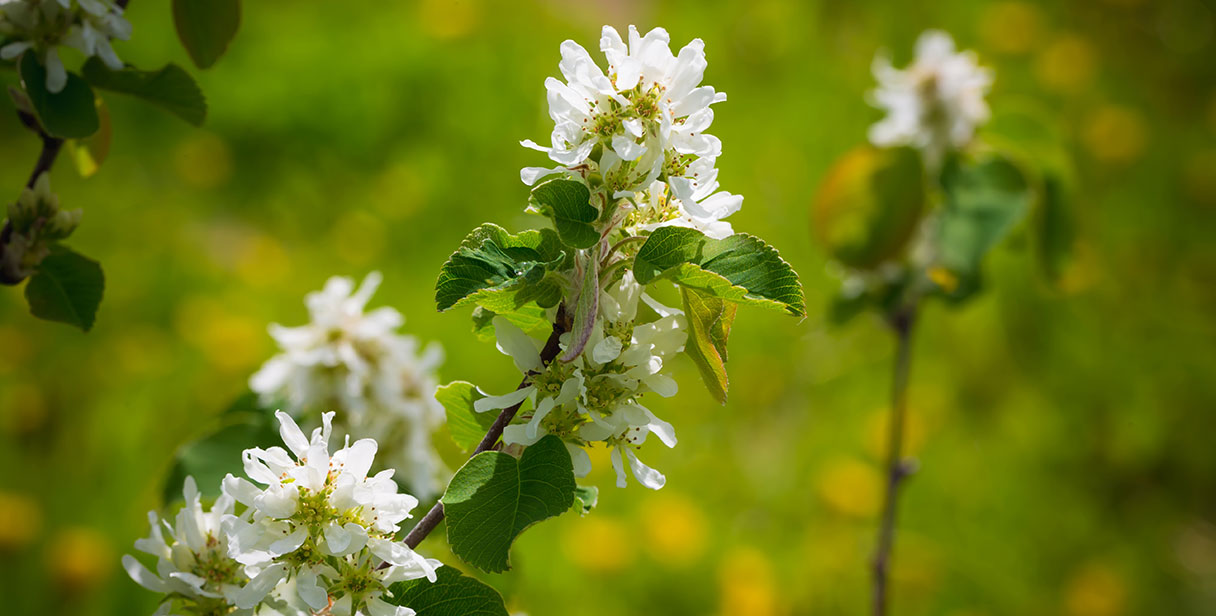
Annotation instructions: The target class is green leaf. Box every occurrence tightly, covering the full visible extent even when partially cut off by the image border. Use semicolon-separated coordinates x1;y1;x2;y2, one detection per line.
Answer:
529;178;599;249
388;566;508;616
812;146;925;269
24;246;104;331
471;304;551;342
937;153;1033;275
81;58;206;126
19;52;99;138
680;287;736;404
633;227;805;316
435;223;567;313
436;381;497;453
571;485;598;516
173;0;241;70
1034;171;1076;284
442;435;576;573
66;96;111;177
558;248;598;362
163;395;277;503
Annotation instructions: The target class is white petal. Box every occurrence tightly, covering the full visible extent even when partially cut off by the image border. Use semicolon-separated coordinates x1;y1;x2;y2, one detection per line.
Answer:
296;567;329;610
275;410;310;459
473;385;534;414
122;555;167;592
626;449;666;490
493;316;542;373
610;447;627;488
566;443;591;477
269;526;308;556
231;563;287;609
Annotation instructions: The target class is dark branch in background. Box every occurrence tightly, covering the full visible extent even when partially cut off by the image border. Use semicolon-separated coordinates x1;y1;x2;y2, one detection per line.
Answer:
871;306;917;616
400;307;569;550
0;110;64;285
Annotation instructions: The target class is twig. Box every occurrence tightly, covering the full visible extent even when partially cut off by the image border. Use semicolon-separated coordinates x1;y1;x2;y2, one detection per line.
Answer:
0;110;64;285
399;308;568;550
871;306;917;616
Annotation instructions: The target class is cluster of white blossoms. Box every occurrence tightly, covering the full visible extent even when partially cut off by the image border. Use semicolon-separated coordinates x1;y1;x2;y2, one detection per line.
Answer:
521;25;742;240
479;271;684;490
127;412;439;616
1;172;80;281
868;30;993;165
0;0;131;93
250;272;447;500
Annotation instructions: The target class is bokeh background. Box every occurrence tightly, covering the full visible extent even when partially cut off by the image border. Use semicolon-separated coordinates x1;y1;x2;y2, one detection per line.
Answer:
3;0;1215;614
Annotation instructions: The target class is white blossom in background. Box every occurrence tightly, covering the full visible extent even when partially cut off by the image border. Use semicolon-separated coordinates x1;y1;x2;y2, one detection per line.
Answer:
868;30;993;165
478;271;685;490
221;411;439;615
0;0;131;93
250;272;447;500
123;477;251;616
521;25;741;240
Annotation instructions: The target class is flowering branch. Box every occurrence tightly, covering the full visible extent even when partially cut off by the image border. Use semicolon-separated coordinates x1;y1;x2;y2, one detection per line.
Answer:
402;310;568;549
0;109;64;286
871;305;916;616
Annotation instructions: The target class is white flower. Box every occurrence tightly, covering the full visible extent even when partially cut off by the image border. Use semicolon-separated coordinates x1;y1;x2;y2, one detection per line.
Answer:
868;30;993;165
479;272;685;490
250;271;447;499
123;477;251;615
221;411;440;613
0;0;131;93
521;25;727;195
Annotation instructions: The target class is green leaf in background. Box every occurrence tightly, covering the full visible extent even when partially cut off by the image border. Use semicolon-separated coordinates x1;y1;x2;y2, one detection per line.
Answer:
680;287;736;404
442;434;576;573
435;223;566;313
173;0;241;70
24;246;104;331
936;153;1033;275
19;52;99;138
81;58;207;126
571;485;598;515
162;395;277;503
66;96;111;178
436;381;497;452
1035;171;1077;285
471;304;551;342
388;566;508;616
633;227;806;316
812;146;925;269
529;178;599;249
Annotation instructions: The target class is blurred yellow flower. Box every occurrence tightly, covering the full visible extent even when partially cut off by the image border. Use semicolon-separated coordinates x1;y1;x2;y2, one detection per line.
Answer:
47;527;114;593
817;457;882;518
1082;106;1148;165
174;296;266;374
562;515;635;573
1035;35;1098;94
1064;562;1128;616
717;545;779;616
173;133;234;189
418;0;480;40
0;491;42;551
980;2;1044;54
638;492;708;567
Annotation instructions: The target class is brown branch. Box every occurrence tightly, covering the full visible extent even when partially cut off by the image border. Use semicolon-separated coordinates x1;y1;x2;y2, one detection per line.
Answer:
871;306;917;616
400;307;568;550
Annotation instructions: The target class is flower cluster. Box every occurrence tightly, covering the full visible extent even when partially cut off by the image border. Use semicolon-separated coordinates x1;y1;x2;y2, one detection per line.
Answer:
250;272;447;500
0;0;131;93
1;173;80;281
521;25;741;240
126;412;439;616
479;271;684;490
868;30;992;166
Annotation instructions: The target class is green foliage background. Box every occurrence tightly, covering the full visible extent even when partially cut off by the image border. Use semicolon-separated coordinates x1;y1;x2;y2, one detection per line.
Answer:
2;1;1214;614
